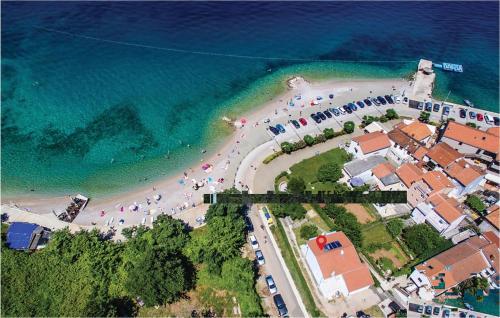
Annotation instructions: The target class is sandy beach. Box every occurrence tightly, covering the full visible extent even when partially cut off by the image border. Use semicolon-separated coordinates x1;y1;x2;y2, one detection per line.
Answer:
2;76;410;229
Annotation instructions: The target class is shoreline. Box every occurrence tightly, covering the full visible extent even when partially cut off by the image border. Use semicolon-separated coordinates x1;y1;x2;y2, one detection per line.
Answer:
3;76;411;228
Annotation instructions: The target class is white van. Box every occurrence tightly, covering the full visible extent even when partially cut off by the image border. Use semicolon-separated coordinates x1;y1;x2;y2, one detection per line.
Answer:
485;114;493;124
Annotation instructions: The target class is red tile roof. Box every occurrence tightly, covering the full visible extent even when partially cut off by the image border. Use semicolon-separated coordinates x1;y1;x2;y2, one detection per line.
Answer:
425;143;462;168
372;162;396;179
307;232;373;292
445;160;484;186
400;121;432;141
427;193;464;224
422;171;454;192
396;163;424;187
443;121;499;154
353;132;391;154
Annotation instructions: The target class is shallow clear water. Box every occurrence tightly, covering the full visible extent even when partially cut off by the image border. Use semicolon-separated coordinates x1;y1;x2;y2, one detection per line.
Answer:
2;2;499;196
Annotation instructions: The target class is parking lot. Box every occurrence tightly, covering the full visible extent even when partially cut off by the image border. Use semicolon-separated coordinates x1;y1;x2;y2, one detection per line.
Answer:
408;301;495;318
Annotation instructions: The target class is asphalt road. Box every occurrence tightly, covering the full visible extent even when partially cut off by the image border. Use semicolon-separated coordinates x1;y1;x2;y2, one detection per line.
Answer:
248;205;304;317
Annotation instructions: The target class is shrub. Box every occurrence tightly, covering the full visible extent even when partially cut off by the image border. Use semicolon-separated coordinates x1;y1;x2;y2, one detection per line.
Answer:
294;140;307;150
271;203;306;220
466;122;477;128
419;111;431;122
323;128;334;139
299;224;319;240
317;163;342;183
402;224;450;258
343;121;355;134
281;142;294;154
379;115;388;123
263;151;283;164
303;135;315;146
386;218;404;238
315;134;326;144
465;195;486;213
386;108;399;120
287;176;306;194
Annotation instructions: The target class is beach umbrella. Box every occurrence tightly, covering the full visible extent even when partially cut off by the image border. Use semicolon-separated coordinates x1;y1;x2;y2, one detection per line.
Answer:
329;94;334;99
240;118;247;124
207;176;214;183
201;163;210;170
154;194;161;201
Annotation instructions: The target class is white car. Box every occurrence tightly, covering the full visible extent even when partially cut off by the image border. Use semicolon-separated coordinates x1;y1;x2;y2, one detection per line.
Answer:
249;235;259;250
255;250;265;265
337;107;346;115
266;275;277;294
394;95;401;104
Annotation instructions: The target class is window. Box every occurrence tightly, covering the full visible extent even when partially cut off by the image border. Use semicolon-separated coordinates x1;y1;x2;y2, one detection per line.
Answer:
417;278;422;283
476;149;481;154
458;142;463;145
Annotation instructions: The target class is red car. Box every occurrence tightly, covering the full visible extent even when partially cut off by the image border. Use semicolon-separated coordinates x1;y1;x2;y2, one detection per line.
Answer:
299;118;308;126
477;113;484;121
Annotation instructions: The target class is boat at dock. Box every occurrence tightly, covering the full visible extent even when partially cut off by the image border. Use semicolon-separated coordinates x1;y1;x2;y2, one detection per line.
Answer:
463;99;474;107
433;62;463;72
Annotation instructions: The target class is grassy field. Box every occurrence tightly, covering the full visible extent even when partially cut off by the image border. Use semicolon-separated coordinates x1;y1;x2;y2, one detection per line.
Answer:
288;148;349;191
270;220;324;317
361;222;393;247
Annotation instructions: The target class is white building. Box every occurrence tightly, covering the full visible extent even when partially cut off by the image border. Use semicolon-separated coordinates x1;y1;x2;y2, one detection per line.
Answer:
301;231;373;299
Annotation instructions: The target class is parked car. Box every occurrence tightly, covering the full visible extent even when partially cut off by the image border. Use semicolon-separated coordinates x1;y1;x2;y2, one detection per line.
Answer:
417;102;424;110
459;108;467;118
459;312;467;318
371;97;381;106
425;102;433;112
276;124;286;133
255;250;265;265
356;101;365;108
316;112;327;120
494;116;500;126
377;96;387;105
384;95;394;104
310;113;321;123
290;119;300;129
433;103;441;112
485;114;494;124
331;108;340;116
417;305;424;313
249;235;259;250
343;105;353;113
469;111;476;119
364;98;372;106
443;106;450;116
266;275;277;294
273;294;288;317
425;305;432;315
442;309;450;318
244;216;253;232
433;307;441;316
299;117;307;126
394;95;401;103
477;113;484;121
269;126;279;135
348;102;358;111
323;110;333;118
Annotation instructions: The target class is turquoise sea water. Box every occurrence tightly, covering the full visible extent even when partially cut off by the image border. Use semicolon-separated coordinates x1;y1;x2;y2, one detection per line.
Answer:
445;289;499;317
2;2;499;197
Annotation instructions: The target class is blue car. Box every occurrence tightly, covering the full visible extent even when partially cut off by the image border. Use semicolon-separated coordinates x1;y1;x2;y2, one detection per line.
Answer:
356;101;365;108
443;106;450;116
275;124;286;133
348;102;358;111
343;105;352;114
269;126;279;135
364;98;372;106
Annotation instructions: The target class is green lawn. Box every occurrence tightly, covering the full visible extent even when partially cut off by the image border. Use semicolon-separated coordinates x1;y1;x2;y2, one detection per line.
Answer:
361;222;393;248
288;148;349;190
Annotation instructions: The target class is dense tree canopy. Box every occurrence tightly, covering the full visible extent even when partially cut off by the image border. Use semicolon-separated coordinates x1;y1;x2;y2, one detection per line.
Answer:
386;218;404;238
402;224;450;257
322;204;362;247
343;121;355;133
287;176;306;194
317;163;342;183
270;203;307;220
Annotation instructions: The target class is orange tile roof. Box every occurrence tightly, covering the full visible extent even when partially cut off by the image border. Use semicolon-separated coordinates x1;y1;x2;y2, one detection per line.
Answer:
483;231;500;249
426;143;462;168
443;121;499;154
352;131;391;154
487;127;500;137
416;236;491;293
372;162;396;179
413;146;429;160
486;207;499;231
445;160;484;186
427;193;464;223
422;171;454;192
396;163;424;187
307;232;373;292
400;121;432;141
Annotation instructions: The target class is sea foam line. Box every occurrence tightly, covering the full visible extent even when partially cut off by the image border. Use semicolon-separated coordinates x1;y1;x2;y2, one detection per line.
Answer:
36;26;417;63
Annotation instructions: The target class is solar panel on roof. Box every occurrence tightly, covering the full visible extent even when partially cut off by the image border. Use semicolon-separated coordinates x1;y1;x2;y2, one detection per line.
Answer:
323;240;342;251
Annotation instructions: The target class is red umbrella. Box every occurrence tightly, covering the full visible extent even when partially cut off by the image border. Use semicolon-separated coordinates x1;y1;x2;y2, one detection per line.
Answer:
240;118;247;124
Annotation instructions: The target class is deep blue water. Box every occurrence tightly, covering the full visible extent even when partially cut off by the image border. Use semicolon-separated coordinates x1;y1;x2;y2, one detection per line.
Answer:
2;1;499;196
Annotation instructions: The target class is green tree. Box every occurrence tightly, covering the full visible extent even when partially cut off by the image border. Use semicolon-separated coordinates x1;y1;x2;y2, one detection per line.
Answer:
303;134;315;146
379;115;388;123
386;218;404;238
281;141;294;154
386;108;399;120
419;111;431;123
317;163;342;183
362;115;376;126
323;128;334;139
287;176;306;194
458;276;489;301
300;224;319;240
322;204;362;247
271;203;307;220
343;121;355;134
465;195;486;213
402;224;450;257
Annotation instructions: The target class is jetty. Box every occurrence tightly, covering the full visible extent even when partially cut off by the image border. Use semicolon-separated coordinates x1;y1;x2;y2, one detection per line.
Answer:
407;59;435;107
